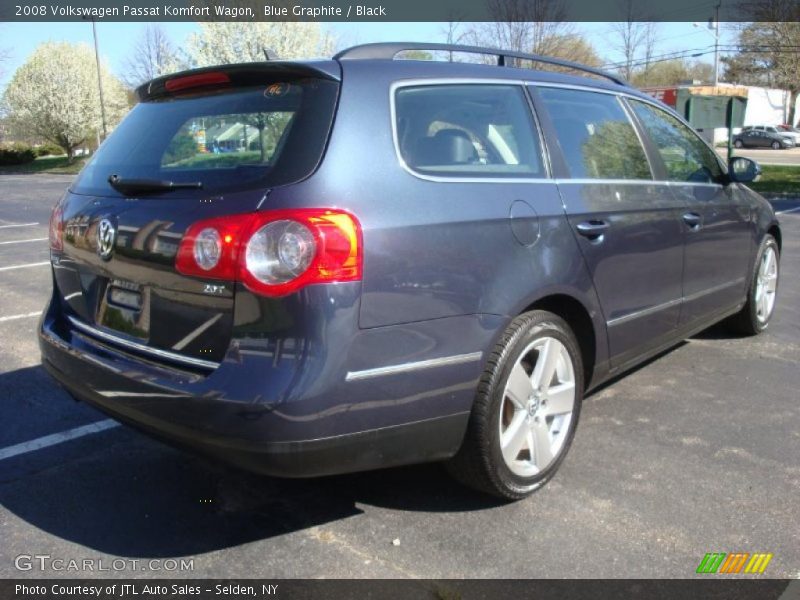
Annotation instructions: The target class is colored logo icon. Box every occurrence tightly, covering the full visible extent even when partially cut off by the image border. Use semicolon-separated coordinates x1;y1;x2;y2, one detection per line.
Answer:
696;552;773;574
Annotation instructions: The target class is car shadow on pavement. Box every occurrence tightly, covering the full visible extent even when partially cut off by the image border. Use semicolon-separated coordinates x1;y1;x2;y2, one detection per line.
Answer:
690;321;749;341
0;365;502;560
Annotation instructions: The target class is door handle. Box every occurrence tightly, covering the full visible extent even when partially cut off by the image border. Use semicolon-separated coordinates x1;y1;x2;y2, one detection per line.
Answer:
682;212;702;230
576;220;609;240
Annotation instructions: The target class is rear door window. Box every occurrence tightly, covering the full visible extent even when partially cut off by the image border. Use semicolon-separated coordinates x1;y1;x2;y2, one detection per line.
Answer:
73;78;339;197
628;99;723;184
394;84;546;178
536;87;652;181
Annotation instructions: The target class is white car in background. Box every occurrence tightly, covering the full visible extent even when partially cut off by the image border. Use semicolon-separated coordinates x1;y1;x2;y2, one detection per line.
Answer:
777;125;800;143
743;125;800;144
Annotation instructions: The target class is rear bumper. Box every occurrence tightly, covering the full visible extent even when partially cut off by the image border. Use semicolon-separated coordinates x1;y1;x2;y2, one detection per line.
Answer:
41;347;466;477
37;292;494;477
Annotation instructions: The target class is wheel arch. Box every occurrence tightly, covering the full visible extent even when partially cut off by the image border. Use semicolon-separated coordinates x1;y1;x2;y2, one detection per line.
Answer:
768;222;782;252
522;293;599;390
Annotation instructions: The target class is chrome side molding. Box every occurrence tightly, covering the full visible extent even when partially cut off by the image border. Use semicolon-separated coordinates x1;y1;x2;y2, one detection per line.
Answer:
346;351;483;382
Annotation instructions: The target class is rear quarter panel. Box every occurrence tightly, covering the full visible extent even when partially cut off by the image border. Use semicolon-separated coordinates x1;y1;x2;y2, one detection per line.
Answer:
266;61;610;377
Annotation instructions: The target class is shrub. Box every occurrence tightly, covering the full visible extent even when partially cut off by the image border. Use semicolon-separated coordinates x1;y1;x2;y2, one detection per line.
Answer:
162;133;198;165
35;143;65;157
0;143;37;165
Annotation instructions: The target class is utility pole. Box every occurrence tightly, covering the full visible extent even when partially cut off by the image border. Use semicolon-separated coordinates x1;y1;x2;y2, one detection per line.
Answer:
713;2;721;87
693;5;722;87
90;18;108;139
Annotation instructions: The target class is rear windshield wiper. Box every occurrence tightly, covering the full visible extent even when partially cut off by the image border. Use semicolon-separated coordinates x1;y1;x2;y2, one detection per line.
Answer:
108;175;203;195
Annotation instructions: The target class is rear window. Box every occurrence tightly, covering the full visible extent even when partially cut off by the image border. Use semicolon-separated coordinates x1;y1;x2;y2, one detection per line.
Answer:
73;78;339;197
394;84;545;179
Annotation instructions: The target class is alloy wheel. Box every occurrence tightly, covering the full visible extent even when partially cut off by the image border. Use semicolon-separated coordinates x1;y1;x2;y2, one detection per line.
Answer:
755;245;778;323
499;337;576;477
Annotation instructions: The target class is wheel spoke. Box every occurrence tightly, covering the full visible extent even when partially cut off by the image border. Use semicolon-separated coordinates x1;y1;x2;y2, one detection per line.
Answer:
501;412;528;464
763;249;774;276
531;338;561;391
760;292;769;318
505;363;533;409
531;418;554;469
543;381;575;416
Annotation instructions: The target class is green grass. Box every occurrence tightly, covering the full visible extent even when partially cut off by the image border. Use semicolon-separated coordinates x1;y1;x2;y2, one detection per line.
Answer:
749;165;800;195
0;155;88;175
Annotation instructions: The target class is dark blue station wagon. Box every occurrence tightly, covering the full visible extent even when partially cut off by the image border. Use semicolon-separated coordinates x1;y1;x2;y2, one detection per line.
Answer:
39;43;781;499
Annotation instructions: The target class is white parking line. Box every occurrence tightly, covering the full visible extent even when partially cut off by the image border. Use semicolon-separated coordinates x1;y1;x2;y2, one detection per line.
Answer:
0;311;40;323
0;222;39;229
777;206;800;215
0;237;48;245
0;419;120;461
0;261;49;272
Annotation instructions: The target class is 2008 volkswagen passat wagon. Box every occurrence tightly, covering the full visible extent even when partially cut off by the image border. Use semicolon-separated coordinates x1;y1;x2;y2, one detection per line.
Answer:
40;43;781;499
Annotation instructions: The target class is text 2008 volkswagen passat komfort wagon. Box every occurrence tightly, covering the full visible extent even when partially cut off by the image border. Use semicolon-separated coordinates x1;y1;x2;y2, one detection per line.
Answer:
40;43;781;499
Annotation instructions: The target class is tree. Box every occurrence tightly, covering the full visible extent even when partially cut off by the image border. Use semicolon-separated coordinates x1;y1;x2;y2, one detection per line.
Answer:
2;42;129;160
0;26;10;81
631;59;714;87
122;24;184;88
187;15;334;66
442;19;466;47
582;120;652;180
721;7;800;124
538;34;602;67
611;1;659;81
0;47;9;80
466;0;601;69
468;0;569;56
639;23;658;82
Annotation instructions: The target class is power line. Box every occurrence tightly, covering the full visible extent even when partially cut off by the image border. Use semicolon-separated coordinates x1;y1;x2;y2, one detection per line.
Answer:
601;45;714;69
602;42;800;72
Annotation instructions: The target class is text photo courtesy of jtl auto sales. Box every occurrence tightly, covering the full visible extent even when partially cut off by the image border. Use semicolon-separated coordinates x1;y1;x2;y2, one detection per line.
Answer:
0;1;798;598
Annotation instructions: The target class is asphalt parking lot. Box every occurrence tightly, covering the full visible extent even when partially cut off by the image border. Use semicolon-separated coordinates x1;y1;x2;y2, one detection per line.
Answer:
0;174;798;579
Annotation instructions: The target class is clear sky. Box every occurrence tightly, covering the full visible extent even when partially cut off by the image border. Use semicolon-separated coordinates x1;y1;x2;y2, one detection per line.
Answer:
0;20;733;90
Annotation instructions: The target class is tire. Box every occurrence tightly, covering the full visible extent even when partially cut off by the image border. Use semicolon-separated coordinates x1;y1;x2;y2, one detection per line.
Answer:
771;141;781;150
727;235;780;335
734;139;743;148
447;310;584;500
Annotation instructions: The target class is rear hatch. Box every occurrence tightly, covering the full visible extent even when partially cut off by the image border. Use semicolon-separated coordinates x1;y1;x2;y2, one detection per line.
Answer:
52;63;340;370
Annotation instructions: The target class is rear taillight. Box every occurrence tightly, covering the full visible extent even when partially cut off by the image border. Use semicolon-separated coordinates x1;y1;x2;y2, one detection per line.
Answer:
175;209;362;297
48;203;63;252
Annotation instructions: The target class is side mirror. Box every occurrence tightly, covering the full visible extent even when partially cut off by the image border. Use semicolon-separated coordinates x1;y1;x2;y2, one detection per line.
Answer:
729;156;761;183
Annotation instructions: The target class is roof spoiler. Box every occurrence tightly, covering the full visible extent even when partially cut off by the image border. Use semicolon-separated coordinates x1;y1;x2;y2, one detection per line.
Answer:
136;61;341;102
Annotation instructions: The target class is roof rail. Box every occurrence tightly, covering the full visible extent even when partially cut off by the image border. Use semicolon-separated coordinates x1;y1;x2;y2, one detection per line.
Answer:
334;42;627;87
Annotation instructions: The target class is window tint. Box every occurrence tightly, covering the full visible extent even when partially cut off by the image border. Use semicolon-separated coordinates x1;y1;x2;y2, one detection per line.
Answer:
629;100;723;184
537;87;651;180
161;112;294;171
73;79;338;197
394;85;545;178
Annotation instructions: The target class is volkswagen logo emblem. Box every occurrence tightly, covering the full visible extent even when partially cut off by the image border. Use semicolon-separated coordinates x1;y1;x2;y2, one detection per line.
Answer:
96;218;116;261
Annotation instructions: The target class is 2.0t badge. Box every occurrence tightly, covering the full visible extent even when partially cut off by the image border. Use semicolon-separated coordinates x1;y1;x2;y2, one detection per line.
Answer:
96;218;116;261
